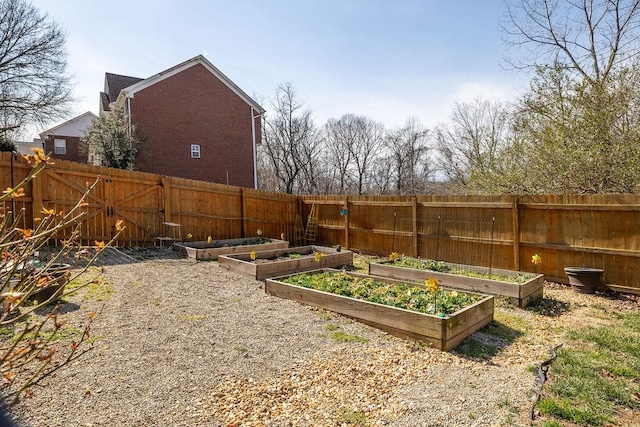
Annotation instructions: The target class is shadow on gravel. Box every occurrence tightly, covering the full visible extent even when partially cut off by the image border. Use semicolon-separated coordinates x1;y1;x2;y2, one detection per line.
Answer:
453;320;524;362
526;297;571;317
34;301;81;316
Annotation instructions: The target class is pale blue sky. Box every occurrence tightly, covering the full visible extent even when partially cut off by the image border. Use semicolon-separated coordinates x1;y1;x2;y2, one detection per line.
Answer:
30;0;525;137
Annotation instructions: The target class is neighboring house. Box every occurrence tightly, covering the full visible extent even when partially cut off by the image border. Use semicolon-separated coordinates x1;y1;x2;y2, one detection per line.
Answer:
39;112;97;163
100;55;265;188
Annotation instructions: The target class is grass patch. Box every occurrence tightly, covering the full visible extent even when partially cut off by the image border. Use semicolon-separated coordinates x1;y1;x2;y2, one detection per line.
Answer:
339;407;367;425
314;309;332;321
233;345;248;354
10;326;83;344
67;276;115;301
331;331;369;343
324;323;340;331
538;311;640;426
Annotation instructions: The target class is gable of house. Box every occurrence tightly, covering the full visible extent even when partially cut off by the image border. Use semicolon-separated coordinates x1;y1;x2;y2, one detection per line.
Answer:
104;56;265;188
100;73;144;112
39;111;97;163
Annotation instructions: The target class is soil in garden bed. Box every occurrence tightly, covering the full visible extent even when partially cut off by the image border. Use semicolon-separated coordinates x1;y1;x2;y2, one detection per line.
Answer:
251;252;316;264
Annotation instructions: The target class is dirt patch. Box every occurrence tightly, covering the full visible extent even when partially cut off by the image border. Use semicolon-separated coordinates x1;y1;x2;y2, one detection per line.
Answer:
9;250;639;426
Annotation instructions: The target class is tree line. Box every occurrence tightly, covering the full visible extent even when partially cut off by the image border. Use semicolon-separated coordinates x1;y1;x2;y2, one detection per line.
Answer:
259;0;640;195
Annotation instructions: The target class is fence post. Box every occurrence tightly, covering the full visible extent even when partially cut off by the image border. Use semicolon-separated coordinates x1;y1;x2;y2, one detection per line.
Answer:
512;196;520;271
412;196;418;258
161;176;172;224
241;188;247;238
344;197;349;249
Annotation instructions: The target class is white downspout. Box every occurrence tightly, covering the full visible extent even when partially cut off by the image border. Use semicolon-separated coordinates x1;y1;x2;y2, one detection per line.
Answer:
127;97;132;136
251;106;262;190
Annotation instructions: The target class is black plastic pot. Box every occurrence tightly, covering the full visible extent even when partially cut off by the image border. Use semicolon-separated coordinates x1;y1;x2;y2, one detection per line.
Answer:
564;267;604;294
32;263;71;304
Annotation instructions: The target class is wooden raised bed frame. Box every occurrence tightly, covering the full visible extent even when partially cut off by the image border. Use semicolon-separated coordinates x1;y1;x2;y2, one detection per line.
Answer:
265;269;494;351
173;237;289;260
218;245;353;281
369;260;543;308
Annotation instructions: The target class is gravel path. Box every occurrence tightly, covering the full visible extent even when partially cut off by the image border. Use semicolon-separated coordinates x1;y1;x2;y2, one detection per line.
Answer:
11;250;542;426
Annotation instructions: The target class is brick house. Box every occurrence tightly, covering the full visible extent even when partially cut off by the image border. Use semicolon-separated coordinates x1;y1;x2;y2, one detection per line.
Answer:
39;111;97;163
99;55;265;188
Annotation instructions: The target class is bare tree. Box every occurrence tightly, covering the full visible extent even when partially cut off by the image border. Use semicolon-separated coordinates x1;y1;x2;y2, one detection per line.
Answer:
261;83;319;194
435;99;513;191
386;117;432;194
324;115;356;194
0;0;73;136
502;0;640;83
349;115;385;195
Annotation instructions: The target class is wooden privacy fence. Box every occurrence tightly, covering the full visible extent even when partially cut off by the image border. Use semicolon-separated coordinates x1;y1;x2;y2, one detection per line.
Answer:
301;195;640;293
2;152;640;292
0;153;299;247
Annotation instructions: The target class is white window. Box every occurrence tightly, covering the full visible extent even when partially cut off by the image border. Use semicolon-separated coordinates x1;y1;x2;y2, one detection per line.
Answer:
191;144;201;158
54;139;66;155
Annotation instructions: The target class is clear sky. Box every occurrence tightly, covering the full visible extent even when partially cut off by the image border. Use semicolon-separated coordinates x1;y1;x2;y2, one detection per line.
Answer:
29;0;526;138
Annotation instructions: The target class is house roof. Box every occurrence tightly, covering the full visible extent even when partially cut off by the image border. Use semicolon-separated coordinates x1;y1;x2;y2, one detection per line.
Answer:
38;111;98;140
112;55;266;114
13;140;42;155
105;72;144;103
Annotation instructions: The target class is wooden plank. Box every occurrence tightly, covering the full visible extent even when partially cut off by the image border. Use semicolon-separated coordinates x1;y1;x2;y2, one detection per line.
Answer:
418;202;512;209
161;177;172;224
512;197;520;271
520;241;640;258
344;198;349;250
174;238;289;260
412;196;418;258
521;203;640;211
32;167;43;224
219;246;353;280
265;270;494;351
369;261;543;307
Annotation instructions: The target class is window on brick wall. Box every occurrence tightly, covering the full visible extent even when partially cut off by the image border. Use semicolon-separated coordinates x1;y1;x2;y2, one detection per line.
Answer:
191;144;201;158
54;139;66;155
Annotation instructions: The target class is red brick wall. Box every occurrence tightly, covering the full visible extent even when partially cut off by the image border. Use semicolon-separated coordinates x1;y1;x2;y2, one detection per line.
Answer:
130;64;260;187
44;135;88;163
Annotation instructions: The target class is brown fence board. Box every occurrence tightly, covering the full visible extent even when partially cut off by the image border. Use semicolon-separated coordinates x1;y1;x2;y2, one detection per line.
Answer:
1;152;640;290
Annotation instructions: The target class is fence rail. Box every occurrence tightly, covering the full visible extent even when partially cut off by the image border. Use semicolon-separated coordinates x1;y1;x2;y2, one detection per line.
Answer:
2;152;639;292
301;194;640;293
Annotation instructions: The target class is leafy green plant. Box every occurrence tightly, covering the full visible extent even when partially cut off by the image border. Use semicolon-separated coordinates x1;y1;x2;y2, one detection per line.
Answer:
340;407;367;425
331;331;369;343
286;252;303;259
390;257;537;283
282;271;483;315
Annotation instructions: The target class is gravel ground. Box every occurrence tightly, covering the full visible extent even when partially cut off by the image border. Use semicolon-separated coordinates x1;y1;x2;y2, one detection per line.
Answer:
9;248;637;426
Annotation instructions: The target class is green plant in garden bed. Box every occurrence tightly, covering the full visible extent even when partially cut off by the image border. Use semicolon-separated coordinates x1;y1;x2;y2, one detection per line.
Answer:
538;311;640;426
281;271;483;316
390;257;536;284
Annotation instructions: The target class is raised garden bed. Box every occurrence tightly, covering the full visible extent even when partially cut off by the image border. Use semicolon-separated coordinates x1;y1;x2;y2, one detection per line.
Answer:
265;269;494;351
173;237;289;261
369;258;543;308
218;245;353;281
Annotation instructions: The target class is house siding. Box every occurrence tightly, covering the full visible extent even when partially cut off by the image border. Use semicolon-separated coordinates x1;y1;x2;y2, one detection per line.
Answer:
44;135;88;163
130;63;260;187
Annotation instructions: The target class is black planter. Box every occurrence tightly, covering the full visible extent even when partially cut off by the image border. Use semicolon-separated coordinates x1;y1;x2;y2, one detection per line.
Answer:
564;267;604;294
32;263;71;304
